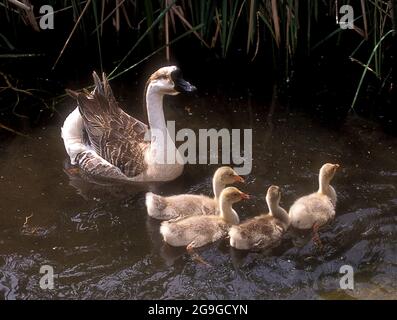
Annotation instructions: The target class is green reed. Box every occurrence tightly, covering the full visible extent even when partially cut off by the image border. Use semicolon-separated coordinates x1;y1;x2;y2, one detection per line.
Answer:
0;0;395;111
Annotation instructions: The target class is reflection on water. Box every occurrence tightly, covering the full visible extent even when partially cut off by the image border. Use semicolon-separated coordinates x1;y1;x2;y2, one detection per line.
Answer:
0;92;396;300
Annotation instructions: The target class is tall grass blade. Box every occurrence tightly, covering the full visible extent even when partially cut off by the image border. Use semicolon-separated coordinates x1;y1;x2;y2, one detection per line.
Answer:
52;0;92;70
165;0;170;60
109;24;204;81
361;0;368;39
109;0;177;78
271;0;280;47
350;29;394;111
91;0;126;35
247;0;256;53
143;0;155;48
92;0;103;73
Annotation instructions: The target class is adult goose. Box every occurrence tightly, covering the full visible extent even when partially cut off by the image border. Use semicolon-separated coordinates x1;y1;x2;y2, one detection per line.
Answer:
61;66;196;182
146;166;244;220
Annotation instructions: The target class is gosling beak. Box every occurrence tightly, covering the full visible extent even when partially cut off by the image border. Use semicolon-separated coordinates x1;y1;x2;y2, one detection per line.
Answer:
240;192;250;200
233;175;245;183
334;164;340;169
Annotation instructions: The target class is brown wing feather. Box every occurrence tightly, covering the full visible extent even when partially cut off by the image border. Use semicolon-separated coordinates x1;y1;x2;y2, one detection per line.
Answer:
75;72;149;178
100;72;148;137
76;150;128;180
236;214;284;249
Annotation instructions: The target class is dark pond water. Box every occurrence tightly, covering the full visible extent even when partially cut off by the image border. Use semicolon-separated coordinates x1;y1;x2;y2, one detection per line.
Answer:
0;88;396;299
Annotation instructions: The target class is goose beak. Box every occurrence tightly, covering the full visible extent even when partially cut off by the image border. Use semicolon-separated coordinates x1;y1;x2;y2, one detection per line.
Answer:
240;192;250;200
334;164;340;169
233;175;245;183
171;68;197;93
174;78;196;93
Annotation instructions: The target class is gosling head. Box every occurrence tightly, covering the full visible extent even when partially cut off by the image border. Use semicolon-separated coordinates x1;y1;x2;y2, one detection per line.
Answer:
220;187;250;204
214;166;245;185
146;66;196;96
266;185;281;206
319;163;340;182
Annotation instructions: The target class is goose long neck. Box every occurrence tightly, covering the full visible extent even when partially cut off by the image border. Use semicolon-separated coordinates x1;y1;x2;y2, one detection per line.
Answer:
213;176;225;201
318;173;330;195
146;87;166;132
219;198;239;225
318;174;337;206
145;85;181;166
269;201;289;227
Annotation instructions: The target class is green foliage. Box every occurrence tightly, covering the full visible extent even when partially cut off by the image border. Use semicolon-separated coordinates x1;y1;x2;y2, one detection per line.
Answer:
0;0;395;110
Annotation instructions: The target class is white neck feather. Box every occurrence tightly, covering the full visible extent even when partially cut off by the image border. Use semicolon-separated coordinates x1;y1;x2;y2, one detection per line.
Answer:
146;86;180;165
213;177;225;201
219;198;239;225
146;87;166;134
318;173;329;195
318;174;337;206
268;200;290;227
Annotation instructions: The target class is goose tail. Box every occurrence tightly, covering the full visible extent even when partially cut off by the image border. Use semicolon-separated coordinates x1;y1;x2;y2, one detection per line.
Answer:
159;221;172;242
92;71;104;95
229;226;247;250
68;71;118;123
145;192;168;219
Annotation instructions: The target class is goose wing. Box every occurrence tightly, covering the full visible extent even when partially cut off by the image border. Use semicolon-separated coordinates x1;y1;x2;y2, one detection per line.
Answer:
67;72;149;178
75;150;129;181
93;71;148;138
237;215;280;249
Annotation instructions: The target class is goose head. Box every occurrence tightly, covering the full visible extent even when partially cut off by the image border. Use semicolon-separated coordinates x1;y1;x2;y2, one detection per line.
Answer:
266;185;281;206
220;187;250;204
266;185;290;226
319;163;340;184
146;66;196;96
219;187;249;225
214;166;245;185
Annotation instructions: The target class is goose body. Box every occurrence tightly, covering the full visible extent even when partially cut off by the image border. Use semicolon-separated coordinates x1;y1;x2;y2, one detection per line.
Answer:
61;66;196;182
289;163;339;230
146;193;218;221
160;187;249;249
229;185;290;250
146;167;244;220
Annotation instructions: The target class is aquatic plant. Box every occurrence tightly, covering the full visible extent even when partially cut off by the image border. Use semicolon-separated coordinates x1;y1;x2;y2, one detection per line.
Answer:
0;0;395;126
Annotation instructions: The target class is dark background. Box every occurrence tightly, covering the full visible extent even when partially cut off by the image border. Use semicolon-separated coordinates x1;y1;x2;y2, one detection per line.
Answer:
0;0;396;137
